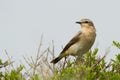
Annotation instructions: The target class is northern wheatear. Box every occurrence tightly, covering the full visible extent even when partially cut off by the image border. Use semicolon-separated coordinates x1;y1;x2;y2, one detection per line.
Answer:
51;18;96;64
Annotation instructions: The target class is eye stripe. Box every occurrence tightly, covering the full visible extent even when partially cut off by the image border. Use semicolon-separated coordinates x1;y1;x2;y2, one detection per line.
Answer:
84;21;89;23
81;21;89;24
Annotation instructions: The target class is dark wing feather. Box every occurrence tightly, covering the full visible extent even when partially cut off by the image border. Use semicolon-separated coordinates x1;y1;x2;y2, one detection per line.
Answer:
61;31;82;54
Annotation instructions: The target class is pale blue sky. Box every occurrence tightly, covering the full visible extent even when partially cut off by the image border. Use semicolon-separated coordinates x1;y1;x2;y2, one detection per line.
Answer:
0;0;120;64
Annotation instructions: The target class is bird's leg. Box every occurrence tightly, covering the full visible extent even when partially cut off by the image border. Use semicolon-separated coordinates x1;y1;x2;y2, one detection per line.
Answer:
62;56;67;69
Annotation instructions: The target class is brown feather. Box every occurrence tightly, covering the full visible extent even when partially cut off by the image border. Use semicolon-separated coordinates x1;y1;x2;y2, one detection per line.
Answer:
61;31;82;54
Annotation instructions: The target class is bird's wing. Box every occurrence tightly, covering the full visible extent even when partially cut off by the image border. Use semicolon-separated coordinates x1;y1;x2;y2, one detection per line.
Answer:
61;31;82;54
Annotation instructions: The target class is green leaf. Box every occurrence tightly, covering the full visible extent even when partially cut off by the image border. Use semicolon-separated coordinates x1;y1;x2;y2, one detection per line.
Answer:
0;59;2;64
113;41;120;49
116;54;120;61
33;74;41;80
93;48;98;56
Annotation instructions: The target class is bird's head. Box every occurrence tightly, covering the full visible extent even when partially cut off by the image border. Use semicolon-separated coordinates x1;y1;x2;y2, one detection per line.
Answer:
76;18;94;27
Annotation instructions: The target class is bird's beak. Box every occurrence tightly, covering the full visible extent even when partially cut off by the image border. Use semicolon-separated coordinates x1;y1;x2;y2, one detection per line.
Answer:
76;22;81;24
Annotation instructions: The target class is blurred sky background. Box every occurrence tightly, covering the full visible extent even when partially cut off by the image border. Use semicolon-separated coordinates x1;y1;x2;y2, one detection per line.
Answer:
0;0;120;65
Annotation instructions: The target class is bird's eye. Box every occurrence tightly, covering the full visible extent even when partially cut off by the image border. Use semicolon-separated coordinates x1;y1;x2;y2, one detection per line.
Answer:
84;21;89;23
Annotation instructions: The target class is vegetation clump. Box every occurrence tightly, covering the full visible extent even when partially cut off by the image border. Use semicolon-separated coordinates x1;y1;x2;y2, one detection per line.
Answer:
0;40;120;80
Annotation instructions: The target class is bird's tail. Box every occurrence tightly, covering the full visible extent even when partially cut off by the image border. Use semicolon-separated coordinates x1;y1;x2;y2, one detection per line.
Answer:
50;56;63;64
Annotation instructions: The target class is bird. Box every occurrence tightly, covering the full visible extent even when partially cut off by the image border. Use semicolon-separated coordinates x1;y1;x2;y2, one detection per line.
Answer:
51;18;96;64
